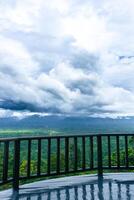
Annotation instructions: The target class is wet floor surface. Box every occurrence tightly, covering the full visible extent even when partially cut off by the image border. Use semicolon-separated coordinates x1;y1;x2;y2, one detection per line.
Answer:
0;173;134;200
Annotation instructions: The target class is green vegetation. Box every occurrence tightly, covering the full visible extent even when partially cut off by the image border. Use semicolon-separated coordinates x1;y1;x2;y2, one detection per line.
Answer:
0;129;59;138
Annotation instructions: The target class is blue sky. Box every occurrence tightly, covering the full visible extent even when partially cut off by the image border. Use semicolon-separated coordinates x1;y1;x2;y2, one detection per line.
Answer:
0;0;134;118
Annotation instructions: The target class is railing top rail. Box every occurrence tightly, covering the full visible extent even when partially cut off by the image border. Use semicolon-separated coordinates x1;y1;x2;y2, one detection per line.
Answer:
0;133;134;142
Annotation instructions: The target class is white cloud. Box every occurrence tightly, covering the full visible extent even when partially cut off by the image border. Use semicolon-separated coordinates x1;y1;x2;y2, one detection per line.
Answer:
0;0;134;118
62;5;116;53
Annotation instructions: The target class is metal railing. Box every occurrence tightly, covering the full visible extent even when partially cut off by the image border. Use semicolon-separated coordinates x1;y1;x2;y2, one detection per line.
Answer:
0;134;134;190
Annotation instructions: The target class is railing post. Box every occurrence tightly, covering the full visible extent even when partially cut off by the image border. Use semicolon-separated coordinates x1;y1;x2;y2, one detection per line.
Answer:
97;135;103;176
13;139;20;191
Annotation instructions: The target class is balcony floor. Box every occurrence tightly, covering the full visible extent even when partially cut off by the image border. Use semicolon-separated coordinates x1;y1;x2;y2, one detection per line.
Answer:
0;173;134;200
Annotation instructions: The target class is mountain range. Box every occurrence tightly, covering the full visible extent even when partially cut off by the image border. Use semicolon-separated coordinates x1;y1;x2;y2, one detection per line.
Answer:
0;115;134;133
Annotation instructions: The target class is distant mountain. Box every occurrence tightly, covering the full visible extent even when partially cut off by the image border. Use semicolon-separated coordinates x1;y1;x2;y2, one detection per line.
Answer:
0;115;134;133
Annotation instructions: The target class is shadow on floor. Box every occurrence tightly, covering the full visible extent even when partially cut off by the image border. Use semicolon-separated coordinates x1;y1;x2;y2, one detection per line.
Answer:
10;176;134;200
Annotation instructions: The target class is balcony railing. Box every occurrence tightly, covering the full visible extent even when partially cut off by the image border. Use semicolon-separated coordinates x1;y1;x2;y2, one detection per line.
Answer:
0;134;134;190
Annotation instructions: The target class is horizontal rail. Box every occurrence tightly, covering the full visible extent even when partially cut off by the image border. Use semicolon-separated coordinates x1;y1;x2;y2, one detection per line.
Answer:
0;133;134;141
0;133;134;190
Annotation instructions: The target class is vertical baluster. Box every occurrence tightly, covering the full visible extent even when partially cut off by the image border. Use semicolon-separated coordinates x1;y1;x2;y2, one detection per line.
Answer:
74;137;77;171
97;135;103;175
90;136;93;169
57;138;60;174
65;137;69;173
13;139;20;190
3;141;9;182
27;140;31;178
116;136;120;168
37;139;41;176
82;136;85;170
47;138;51;175
108;136;111;168
125;136;129;168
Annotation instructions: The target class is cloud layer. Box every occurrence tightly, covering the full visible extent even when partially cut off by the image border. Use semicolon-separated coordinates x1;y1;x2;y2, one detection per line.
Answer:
0;0;134;118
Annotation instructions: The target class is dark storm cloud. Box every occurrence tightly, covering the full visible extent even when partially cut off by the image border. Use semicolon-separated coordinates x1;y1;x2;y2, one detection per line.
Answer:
0;99;63;114
0;100;36;112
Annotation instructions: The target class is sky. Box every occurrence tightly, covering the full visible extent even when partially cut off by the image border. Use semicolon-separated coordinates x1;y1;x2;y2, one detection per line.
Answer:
0;0;134;118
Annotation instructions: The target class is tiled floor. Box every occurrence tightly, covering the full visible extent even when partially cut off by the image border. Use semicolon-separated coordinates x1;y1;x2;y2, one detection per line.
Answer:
0;173;134;199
